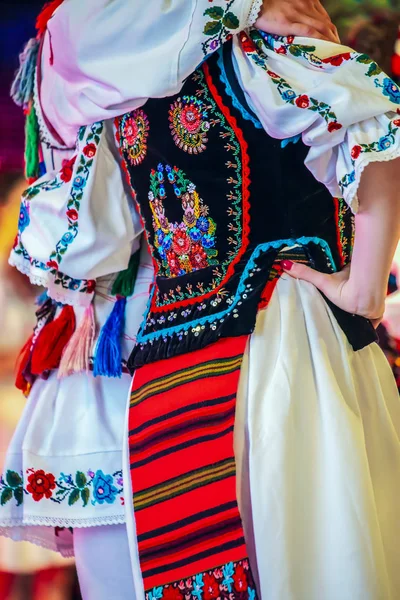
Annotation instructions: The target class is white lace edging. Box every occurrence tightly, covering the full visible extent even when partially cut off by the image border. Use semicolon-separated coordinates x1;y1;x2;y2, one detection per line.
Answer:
247;0;263;27
344;146;400;214
0;514;125;529
9;251;94;308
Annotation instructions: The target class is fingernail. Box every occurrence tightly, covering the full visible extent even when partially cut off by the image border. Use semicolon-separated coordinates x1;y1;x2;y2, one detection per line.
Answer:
281;260;294;271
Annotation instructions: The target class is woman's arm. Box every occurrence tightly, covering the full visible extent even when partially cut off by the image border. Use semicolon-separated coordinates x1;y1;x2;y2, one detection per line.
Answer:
282;158;400;326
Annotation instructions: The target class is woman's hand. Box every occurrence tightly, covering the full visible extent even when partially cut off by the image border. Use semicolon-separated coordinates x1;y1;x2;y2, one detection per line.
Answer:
256;0;340;43
281;261;385;328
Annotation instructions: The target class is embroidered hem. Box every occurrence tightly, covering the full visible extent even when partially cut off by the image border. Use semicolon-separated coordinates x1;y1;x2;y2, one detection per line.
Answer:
9;251;95;308
0;527;75;558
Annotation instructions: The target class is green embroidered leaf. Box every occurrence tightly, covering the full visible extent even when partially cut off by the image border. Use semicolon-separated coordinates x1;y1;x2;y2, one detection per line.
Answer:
356;54;372;65
6;471;22;489
298;45;316;52
76;166;84;174
289;45;302;57
1;488;13;506
86;159;93;168
75;471;87;489
78;128;85;142
68;489;80;506
204;6;224;20
13;487;23;507
94;135;100;145
81;488;90;507
222;12;240;30
367;63;382;77
80;155;86;166
203;20;222;36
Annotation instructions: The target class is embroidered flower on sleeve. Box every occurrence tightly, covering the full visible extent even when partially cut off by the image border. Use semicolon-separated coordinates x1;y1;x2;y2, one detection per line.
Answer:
83;143;97;158
26;469;56;502
295;95;310;109
351;145;362;159
60;156;77;183
66;208;78;221
381;78;400;104
18;202;30;233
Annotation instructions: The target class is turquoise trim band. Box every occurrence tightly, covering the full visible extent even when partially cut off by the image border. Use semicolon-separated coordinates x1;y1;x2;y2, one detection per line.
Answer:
136;236;337;344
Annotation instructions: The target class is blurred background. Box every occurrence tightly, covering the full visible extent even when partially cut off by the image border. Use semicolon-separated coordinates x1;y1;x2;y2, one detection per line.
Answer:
1;1;400;598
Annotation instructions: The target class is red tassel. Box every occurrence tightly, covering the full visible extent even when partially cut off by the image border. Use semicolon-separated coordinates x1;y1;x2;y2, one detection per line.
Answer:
31;305;76;375
15;334;35;393
36;0;64;37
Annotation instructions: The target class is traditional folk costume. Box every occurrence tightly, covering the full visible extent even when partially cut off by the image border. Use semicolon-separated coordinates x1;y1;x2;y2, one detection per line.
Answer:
2;1;400;599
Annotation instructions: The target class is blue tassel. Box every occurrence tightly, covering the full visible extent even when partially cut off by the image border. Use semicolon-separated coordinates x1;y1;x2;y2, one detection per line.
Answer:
35;290;49;306
93;297;126;378
10;38;40;109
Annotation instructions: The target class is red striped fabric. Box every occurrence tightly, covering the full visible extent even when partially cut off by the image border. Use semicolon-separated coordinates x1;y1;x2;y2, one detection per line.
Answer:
129;336;258;595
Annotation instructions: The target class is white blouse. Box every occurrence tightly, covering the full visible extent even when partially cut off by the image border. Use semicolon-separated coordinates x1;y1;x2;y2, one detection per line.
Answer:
11;2;400;309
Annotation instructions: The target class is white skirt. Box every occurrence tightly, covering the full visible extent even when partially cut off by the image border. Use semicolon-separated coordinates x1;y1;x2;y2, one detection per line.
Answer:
125;275;400;600
0;255;153;557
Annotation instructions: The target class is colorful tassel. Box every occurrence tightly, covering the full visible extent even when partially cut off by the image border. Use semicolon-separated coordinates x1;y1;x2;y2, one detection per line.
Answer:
31;305;76;375
58;304;95;378
36;0;65;37
15;334;35;393
10;37;39;109
24;102;40;182
111;250;140;299
93;297;126;378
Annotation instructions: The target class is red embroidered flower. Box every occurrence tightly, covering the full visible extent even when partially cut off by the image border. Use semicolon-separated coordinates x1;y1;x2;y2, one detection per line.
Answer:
240;34;256;54
172;229;191;255
287;35;295;44
66;208;78;221
351;145;362;160
322;52;351;66
27;470;56;502
327;122;343;133
166;250;181;276
267;70;279;79
123;117;139;146
180;104;202;133
393;119;400;126
295;95;310;109
189;244;208;270
60;156;77;183
46;260;59;270
86;280;96;293
162;586;183;600
83;143;97;158
276;46;287;54
233;564;249;593
203;574;219;600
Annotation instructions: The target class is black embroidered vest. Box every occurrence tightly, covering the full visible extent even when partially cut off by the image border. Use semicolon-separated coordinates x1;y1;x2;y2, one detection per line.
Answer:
116;42;377;369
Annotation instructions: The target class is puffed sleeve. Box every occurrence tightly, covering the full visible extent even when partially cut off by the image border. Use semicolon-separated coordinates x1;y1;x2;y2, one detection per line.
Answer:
234;30;400;212
41;0;262;147
10;118;142;308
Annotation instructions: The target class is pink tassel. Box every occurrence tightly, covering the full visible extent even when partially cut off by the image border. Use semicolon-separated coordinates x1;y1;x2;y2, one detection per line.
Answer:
58;304;95;378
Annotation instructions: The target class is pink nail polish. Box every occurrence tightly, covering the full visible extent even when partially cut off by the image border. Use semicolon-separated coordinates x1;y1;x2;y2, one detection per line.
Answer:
281;260;294;271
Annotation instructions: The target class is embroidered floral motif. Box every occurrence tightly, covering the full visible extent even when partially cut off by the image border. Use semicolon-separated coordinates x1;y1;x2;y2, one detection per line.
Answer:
146;559;257;600
60;156;77;183
149;164;218;277
202;1;239;55
244;32;343;133
47;121;103;271
119;110;150;166
339;119;400;193
169;96;211;153
0;468;123;507
335;197;354;267
376;77;400;104
18;201;30;233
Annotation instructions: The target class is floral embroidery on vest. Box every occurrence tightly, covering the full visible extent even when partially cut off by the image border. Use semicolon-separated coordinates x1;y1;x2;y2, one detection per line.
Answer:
119;109;150;166
0;468;124;508
149;164;218;277
169;96;211;154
